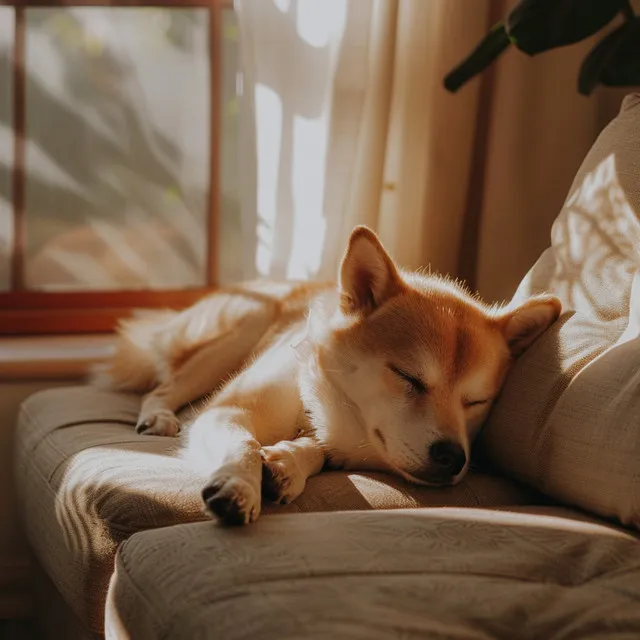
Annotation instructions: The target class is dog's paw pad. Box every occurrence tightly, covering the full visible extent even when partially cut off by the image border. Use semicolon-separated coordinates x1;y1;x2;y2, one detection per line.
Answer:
201;476;260;526
136;410;180;437
261;447;305;505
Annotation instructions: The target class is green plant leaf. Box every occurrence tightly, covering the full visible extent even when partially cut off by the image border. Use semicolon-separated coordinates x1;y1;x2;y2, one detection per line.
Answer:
578;23;629;96
507;0;627;55
443;22;511;93
600;18;640;87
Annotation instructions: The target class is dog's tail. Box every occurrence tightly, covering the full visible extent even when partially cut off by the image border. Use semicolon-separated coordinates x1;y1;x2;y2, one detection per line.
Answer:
89;309;178;393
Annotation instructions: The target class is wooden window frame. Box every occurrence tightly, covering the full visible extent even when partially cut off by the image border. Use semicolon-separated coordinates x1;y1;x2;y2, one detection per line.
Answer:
0;0;233;335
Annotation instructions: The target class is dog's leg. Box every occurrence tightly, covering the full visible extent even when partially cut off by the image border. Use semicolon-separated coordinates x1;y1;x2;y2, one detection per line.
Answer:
136;322;268;436
136;383;187;436
182;406;263;525
261;436;326;505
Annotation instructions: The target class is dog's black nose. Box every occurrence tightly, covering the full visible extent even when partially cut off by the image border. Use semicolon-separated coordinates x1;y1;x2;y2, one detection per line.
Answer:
429;440;466;477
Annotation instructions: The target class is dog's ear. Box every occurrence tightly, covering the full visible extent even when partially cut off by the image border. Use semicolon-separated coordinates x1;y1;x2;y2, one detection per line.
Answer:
498;295;562;357
339;226;404;315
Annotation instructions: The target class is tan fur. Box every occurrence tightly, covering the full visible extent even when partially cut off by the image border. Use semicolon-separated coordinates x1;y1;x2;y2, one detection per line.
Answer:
92;226;561;525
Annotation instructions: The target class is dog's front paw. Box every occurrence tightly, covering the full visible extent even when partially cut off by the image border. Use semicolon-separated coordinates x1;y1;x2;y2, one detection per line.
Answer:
261;446;306;505
201;474;261;526
136;410;180;437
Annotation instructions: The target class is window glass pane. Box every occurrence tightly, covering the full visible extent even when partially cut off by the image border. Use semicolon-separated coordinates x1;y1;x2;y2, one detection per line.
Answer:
0;7;14;292
24;8;211;291
218;7;241;284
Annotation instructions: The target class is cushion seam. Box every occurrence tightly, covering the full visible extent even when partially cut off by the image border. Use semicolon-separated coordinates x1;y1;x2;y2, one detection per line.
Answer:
116;545;176;640
20;404;71;482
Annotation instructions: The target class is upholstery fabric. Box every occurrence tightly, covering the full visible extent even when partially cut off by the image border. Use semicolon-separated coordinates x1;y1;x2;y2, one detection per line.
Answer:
481;93;640;530
15;386;542;632
106;507;640;640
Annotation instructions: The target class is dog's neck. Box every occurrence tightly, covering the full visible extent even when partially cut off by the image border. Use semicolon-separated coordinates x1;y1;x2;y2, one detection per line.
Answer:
295;296;388;471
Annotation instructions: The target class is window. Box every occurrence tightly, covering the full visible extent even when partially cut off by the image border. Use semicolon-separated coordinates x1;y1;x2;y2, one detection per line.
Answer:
0;0;238;334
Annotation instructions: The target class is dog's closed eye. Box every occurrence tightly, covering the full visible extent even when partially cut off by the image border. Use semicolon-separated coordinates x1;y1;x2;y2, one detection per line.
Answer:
463;398;489;408
388;364;428;395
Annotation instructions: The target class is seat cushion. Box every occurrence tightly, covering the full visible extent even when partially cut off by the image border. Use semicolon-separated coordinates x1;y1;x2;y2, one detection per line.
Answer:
106;507;640;640
481;92;640;531
15;385;545;633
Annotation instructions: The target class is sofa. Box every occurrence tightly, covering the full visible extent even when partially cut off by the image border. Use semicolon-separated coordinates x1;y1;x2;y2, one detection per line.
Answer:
14;93;640;639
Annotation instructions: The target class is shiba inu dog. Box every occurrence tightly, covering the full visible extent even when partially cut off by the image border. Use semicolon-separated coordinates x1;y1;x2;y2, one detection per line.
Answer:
92;226;561;526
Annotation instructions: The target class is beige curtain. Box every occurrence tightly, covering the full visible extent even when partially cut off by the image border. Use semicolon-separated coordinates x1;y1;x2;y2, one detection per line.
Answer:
473;3;633;301
236;0;633;302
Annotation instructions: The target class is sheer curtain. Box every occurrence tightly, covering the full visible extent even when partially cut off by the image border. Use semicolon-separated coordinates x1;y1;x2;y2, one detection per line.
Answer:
235;0;631;301
234;0;354;282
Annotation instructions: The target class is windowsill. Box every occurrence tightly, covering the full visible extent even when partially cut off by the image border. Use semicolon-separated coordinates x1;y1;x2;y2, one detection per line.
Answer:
0;334;115;381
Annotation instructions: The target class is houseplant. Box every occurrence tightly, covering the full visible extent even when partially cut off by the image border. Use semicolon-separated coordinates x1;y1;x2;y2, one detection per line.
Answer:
444;0;640;96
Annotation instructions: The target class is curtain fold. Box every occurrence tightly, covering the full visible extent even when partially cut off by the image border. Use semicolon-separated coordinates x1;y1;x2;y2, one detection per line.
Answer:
235;0;634;302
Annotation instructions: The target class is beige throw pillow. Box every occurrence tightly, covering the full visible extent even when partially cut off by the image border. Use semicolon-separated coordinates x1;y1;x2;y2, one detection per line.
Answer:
481;93;640;530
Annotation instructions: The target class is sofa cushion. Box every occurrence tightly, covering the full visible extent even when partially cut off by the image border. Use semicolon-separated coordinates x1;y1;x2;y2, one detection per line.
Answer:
481;93;640;531
15;385;544;633
105;507;640;640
